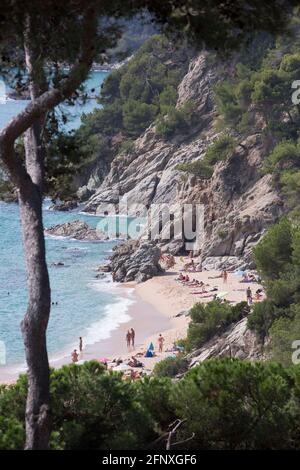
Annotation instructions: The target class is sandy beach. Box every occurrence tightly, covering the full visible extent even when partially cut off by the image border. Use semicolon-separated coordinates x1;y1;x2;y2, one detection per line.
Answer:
0;256;263;383
121;257;263;371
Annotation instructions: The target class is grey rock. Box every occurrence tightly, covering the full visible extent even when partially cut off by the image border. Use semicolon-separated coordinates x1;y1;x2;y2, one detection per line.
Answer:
49;200;78;212
79;53;284;269
45;220;109;241
110;240;164;283
187;318;264;365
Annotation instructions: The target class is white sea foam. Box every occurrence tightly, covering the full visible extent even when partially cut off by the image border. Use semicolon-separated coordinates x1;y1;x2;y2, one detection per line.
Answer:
83;295;134;346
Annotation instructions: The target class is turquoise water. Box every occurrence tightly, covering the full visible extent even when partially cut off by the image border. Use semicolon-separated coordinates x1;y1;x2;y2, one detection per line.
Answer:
0;202;136;365
0;69;139;366
0;71;108;131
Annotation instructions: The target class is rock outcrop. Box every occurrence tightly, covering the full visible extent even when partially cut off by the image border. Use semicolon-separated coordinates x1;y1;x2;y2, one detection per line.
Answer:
49;201;78;211
109;240;164;283
188;317;264;365
79;53;284;269
45;220;108;241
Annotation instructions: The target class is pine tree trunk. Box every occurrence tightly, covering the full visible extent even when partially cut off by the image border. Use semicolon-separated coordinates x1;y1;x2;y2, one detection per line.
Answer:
0;9;97;449
18;16;51;449
19;176;51;450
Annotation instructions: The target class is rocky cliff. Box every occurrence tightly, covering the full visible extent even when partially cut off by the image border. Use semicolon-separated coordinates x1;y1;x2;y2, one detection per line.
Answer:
187;317;264;366
79;53;284;269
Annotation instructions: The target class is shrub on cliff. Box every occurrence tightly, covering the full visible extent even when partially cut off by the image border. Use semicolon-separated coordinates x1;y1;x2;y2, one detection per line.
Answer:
254;218;293;281
186;301;249;351
75;34;192;146
247;300;279;342
205;134;236;165
155;101;197;138
250;218;300;360
176;134;236;179
153;356;189;378
263;141;300;174
176;160;214;179
268;307;300;366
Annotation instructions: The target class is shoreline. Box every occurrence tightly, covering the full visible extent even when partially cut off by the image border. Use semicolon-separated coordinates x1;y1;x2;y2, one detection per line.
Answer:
0;257;263;383
0;282;172;383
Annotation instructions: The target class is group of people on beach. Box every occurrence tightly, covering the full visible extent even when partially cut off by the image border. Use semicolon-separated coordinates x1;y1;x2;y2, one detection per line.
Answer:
176;273;219;295
126;328;135;350
71;336;83;363
176;255;265;305
246;287;264;305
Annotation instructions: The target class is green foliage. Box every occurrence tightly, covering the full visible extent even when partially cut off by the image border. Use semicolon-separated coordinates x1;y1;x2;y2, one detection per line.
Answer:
49;361;155;450
254;218;293;280
250;219;300;354
264;141;300;174
171;358;299;449
176;160;213;179
153;356;189;378
0;176;16;202
0;375;27;449
205;135;236;165
268;306;300;366
55;34;192;199
122;100;158;136
247;300;279;342
97;34;191;140
155;101;197;138
186;301;249;351
176;134;236;179
280;170;300;210
2;359;300;449
44;130;107;200
44;35;191;199
118;139;135;156
215;43;300;141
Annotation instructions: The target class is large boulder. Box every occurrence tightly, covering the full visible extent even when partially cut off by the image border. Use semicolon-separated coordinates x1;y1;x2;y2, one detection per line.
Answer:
110;240;164;282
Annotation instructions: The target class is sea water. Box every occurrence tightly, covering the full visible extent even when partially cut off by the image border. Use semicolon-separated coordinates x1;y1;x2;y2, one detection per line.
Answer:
0;70;138;367
0;202;138;365
0;71;108;131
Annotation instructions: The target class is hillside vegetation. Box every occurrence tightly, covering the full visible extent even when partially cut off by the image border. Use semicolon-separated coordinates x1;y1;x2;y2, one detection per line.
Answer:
1;359;300;450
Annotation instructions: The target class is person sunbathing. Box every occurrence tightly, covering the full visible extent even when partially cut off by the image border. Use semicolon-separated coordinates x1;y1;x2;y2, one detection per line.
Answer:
186;278;199;286
112;357;123;366
176;273;184;281
128;356;144;368
130;369;142;380
255;289;263;300
208;273;223;279
187;280;201;287
240;274;258;283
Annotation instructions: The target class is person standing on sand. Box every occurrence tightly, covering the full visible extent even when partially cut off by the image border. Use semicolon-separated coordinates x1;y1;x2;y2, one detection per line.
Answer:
223;270;228;283
126;330;131;350
246;287;253;305
71;349;79;363
79;337;83;353
158;334;165;353
130;328;135;348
